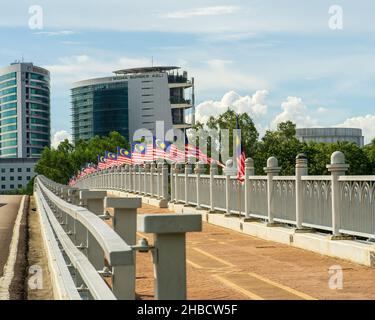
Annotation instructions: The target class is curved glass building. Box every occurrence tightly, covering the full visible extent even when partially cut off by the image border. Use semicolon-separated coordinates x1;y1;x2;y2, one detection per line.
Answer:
72;66;194;143
0;62;50;158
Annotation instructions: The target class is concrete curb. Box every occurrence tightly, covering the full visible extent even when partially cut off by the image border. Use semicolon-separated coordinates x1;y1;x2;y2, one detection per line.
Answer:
0;196;26;300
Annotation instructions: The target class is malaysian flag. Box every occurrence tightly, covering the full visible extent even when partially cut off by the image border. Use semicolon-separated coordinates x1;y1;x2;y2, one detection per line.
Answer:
105;151;118;167
235;115;246;183
117;147;132;165
97;155;109;170
154;139;172;161
131;142;148;164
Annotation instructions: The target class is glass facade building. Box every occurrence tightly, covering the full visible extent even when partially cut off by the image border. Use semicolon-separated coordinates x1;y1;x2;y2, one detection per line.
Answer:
72;67;194;143
0;62;50;159
72;81;129;142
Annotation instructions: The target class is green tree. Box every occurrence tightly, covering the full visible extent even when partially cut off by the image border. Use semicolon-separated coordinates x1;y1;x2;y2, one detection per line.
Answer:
34;131;129;184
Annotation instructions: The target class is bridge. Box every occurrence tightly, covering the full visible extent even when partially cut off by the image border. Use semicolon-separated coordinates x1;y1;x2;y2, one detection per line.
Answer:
1;150;375;300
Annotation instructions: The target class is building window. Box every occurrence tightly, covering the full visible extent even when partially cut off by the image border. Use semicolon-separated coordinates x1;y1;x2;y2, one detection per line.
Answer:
18;176;22;181
10;185;14;189
27;176;31;181
10;176;14;181
26;168;31;173
1;169;5;173
18;168;22;173
10;168;14;173
1;185;5;190
1;177;5;181
18;184;22;189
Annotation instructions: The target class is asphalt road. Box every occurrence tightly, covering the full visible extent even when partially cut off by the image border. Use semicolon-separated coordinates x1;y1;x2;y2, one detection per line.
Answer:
0;196;22;277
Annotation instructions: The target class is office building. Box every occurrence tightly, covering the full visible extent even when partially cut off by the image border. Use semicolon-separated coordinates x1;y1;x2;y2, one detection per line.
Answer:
71;66;194;143
0;62;50;191
296;128;364;147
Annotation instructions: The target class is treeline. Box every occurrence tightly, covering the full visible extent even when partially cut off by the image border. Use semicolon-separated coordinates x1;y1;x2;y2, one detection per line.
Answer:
34;131;128;184
34;109;375;185
196;109;375;176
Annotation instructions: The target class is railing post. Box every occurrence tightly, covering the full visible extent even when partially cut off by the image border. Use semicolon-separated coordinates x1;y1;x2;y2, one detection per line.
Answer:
150;162;156;197
184;163;193;206
295;154;309;231
195;161;205;210
244;158;254;219
156;163;162;199
125;165;130;192
209;161;218;212
224;160;236;217
132;165;137;193
144;163;150;196
170;163;175;202
264;157;281;226
327;151;349;238
137;214;202;300
138;165;142;194
161;161;169;201
174;163;183;203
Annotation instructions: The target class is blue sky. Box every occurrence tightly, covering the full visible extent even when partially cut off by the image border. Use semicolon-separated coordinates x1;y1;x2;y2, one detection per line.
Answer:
1;0;374;144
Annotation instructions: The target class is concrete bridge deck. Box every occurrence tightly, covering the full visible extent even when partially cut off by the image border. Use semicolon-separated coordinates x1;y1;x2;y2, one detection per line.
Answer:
133;204;375;300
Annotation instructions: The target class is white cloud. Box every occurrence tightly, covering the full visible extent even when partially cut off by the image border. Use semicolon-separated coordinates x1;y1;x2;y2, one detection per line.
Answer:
336;115;375;144
271;96;316;129
52;130;72;148
34;30;76;36
162;6;239;19
196;90;268;124
191;59;268;92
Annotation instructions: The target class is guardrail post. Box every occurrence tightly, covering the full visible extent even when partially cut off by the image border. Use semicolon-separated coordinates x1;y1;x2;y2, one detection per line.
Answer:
184;163;193;206
244;158;254;219
80;190;107;269
150;162;156;197
195;161;205;209
264;157;281;226
105;197;141;300
67;188;80;205
124;165;130;192
327;151;349;238
138;214;202;300
209;161;218;212
295;154;309;231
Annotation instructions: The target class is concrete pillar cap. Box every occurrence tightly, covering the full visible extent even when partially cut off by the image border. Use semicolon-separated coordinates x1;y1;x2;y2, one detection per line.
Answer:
331;151;345;165
267;157;278;168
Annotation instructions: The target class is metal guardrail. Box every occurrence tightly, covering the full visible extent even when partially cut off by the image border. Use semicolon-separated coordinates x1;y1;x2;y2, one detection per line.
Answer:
75;152;375;240
35;175;202;300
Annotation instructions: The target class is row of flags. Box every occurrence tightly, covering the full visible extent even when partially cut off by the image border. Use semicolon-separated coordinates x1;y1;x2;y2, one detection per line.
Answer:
70;119;247;186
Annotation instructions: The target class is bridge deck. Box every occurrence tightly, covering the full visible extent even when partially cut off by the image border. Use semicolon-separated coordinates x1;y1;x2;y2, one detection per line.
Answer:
132;204;375;300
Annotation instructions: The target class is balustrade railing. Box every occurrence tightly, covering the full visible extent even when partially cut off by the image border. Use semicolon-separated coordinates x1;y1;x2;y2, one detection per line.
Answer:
74;151;375;240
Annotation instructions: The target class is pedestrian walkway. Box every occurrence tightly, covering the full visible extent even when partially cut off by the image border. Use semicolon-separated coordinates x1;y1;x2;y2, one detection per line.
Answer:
134;204;375;300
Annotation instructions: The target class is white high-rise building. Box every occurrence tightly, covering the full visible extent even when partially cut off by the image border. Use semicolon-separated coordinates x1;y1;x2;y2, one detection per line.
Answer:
71;66;194;143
